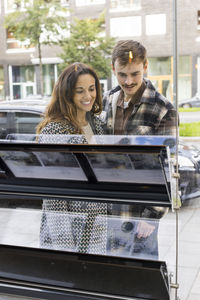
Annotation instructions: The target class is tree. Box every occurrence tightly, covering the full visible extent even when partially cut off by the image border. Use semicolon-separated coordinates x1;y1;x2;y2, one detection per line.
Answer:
59;12;116;79
4;0;69;96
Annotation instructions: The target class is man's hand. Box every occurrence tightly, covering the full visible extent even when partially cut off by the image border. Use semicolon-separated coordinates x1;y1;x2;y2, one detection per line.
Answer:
136;220;155;239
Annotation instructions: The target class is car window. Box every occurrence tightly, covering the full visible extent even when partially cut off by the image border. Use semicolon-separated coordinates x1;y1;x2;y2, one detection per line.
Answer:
14;112;42;134
0;111;8;139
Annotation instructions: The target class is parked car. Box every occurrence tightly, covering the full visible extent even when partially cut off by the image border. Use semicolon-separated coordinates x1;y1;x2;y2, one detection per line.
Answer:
0;99;48;139
179;93;200;108
178;141;200;201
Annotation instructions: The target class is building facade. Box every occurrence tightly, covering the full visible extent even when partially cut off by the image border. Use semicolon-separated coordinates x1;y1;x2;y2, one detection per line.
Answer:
0;0;200;101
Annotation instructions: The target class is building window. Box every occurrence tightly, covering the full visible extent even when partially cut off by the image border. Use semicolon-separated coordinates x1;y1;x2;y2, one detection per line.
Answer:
110;0;141;12
145;14;166;35
5;0;32;13
147;56;192;101
148;57;171;76
10;66;36;99
178;56;192;101
198;11;200;30
43;64;57;97
14;112;43;134
60;0;70;7
110;16;141;37
0;66;5;101
75;0;105;6
5;0;18;12
148;57;172;100
6;31;34;53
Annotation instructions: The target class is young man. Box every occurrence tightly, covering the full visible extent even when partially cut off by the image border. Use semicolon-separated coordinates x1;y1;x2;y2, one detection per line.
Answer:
103;40;176;136
103;40;177;259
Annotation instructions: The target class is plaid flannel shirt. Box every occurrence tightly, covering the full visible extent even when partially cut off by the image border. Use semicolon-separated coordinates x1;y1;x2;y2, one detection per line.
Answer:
102;78;177;136
102;78;177;221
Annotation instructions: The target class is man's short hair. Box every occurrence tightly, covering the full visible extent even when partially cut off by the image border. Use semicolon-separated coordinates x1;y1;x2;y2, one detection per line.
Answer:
112;40;147;66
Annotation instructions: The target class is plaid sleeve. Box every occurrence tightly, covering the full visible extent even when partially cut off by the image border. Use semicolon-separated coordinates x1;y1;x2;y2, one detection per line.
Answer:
157;106;178;136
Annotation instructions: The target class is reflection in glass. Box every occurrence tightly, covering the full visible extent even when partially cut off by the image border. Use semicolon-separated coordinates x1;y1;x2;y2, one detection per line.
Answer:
0;112;8;139
0;151;87;181
110;16;141;37
148;57;171;76
13;85;22;99
0;199;176;262
43;64;55;96
40;201;108;254
87;152;168;184
110;0;141;11
15;112;42;134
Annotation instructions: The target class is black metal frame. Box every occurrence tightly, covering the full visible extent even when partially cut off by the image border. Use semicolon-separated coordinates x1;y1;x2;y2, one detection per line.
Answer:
0;143;172;299
0;245;170;300
0;143;172;207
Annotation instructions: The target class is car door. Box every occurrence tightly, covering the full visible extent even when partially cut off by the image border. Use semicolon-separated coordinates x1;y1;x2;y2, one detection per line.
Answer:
0;110;11;139
7;110;43;141
14;111;42;134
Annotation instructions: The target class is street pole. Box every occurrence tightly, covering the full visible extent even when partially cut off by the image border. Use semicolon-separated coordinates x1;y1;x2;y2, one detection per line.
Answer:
172;0;180;299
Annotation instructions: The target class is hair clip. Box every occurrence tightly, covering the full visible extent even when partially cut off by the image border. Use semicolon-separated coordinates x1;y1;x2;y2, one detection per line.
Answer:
74;64;78;72
129;51;133;63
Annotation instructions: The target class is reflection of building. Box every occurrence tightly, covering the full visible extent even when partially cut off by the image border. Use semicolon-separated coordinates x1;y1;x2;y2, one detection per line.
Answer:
0;0;200;101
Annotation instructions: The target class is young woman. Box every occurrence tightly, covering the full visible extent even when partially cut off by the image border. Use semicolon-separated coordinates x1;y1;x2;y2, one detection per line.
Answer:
37;62;107;254
37;62;103;143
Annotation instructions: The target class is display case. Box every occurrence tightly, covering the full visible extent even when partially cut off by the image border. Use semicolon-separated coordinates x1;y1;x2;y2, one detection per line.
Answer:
0;142;174;300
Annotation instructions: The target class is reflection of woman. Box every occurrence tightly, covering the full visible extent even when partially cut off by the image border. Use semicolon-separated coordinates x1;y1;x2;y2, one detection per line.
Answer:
36;62;107;254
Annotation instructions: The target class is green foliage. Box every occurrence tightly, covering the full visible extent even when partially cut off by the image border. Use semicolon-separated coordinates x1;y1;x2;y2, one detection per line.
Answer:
59;12;116;79
4;0;69;95
4;0;69;47
179;107;200;112
179;122;200;136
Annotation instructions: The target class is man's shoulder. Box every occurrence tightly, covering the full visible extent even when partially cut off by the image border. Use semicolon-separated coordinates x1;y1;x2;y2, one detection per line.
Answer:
144;78;174;109
103;85;121;99
155;91;175;111
102;86;121;114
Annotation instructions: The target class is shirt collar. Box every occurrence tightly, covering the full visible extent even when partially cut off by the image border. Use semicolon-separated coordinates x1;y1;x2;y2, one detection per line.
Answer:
117;80;146;108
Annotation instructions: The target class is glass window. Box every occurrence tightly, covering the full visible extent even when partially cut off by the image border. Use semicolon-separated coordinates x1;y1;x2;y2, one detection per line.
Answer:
0;150;87;180
0;112;8;139
43;64;56;97
11;66;36;99
6;30;33;51
0;145;174;263
14;112;43;135
178;76;192;100
178;56;191;74
178;56;192;100
110;16;141;37
5;0;32;12
13;85;22;99
60;0;70;7
86;152;168;184
12;66;34;83
75;0;105;6
148;57;171;76
146;14;166;35
110;0;141;11
5;0;18;12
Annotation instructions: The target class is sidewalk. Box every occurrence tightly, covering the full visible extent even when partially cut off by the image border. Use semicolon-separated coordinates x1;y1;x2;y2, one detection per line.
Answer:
0;198;199;300
161;197;200;300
